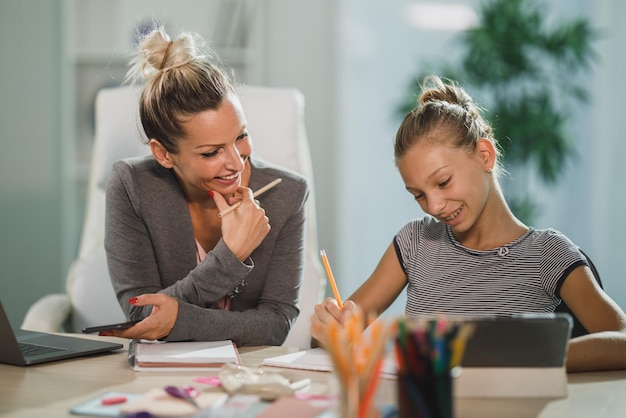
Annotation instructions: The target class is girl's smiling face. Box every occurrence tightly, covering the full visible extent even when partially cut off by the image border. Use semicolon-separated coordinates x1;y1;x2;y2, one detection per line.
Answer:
397;139;492;233
151;94;253;200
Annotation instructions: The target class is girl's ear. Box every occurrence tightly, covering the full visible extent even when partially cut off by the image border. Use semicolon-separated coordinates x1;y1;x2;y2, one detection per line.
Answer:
477;138;496;172
150;139;174;168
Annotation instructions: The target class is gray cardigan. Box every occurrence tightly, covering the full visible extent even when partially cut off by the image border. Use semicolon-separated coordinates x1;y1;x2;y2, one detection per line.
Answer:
104;155;309;346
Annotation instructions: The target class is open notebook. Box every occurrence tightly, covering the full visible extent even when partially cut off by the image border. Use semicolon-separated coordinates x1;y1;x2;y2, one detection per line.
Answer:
0;300;122;366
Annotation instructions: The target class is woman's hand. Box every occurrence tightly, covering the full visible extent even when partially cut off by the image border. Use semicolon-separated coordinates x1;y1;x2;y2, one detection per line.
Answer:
310;298;359;347
99;294;178;341
211;187;271;261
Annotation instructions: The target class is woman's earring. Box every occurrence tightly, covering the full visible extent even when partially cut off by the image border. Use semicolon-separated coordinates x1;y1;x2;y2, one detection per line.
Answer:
486;167;493;174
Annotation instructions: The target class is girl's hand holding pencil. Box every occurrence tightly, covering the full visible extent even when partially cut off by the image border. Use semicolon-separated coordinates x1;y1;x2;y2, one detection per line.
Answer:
311;298;360;347
313;250;390;417
311;250;360;347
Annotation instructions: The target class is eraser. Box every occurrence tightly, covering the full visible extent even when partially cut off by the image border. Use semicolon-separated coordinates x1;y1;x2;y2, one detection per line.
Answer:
101;395;128;406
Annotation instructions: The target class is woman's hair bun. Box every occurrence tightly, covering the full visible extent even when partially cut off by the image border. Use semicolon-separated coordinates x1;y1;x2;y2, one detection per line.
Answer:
127;27;204;83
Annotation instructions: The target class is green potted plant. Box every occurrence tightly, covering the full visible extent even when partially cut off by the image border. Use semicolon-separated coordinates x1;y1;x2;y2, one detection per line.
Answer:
398;0;598;222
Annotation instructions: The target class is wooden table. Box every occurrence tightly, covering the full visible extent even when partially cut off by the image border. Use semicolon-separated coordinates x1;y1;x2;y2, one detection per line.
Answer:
1;336;626;417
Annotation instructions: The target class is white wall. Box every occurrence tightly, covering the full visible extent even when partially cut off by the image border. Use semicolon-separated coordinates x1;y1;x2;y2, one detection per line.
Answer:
537;0;626;309
262;0;339;262
334;0;479;316
494;0;626;310
0;0;64;327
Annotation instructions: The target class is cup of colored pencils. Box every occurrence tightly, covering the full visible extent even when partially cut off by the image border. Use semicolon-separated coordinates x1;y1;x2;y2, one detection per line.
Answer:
326;307;391;418
394;317;474;418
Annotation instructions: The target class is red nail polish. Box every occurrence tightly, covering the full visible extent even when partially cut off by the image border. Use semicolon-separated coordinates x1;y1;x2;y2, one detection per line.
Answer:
128;297;139;305
208;190;214;198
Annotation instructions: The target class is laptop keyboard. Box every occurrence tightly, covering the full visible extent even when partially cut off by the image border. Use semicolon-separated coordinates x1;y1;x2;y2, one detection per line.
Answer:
19;342;67;356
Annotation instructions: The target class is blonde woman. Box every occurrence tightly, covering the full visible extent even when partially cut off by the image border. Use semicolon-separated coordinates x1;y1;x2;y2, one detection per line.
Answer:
102;28;309;346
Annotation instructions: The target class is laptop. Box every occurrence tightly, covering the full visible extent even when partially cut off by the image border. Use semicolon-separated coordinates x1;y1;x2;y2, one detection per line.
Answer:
0;300;123;366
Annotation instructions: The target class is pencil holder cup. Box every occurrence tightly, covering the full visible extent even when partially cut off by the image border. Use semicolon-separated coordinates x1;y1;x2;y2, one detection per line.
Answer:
396;368;454;418
394;317;474;418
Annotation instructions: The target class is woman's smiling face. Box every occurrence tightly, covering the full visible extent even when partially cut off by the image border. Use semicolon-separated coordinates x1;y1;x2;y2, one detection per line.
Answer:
162;94;253;199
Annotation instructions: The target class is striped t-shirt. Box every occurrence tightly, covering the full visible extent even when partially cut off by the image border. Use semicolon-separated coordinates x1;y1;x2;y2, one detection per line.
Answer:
393;216;587;318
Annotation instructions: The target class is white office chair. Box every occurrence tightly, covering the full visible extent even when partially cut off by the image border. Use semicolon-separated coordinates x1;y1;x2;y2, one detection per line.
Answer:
22;85;326;348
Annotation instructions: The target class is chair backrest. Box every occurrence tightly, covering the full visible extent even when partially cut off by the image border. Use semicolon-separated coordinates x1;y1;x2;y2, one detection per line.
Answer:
554;247;604;338
67;85;325;348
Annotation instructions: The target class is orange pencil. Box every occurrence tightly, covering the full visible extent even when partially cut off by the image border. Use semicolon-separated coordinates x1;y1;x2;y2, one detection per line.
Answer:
320;250;343;309
327;321;351;386
359;355;384;418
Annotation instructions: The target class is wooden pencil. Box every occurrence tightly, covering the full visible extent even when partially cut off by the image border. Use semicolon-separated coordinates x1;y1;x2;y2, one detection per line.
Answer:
320;250;343;309
217;178;282;218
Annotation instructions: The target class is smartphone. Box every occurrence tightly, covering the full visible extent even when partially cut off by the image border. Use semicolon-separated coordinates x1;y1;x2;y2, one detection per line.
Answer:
82;319;142;334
